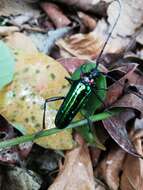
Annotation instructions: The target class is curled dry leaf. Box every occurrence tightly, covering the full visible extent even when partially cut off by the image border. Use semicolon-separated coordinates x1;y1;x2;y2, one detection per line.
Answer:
49;134;95;190
95;147;125;190
49;0;112;14
0;26;19;36
57;19;129;59
40;2;71;28
57;32;104;59
120;118;143;190
103;109;141;157
77;12;96;31
105;63;137;106
114;87;143;116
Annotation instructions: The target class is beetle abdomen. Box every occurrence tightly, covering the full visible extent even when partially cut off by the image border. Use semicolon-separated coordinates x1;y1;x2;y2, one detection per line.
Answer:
55;80;92;129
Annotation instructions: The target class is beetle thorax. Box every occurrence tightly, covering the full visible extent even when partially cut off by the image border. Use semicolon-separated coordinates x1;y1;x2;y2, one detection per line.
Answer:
83;76;94;85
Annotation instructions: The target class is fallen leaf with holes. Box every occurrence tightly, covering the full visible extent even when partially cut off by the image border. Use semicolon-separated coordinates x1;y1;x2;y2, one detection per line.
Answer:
120;118;143;190
95;147;125;190
49;134;95;190
0;51;74;150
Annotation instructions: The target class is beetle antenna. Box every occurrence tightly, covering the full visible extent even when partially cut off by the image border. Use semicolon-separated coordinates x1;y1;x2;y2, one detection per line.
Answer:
95;0;122;70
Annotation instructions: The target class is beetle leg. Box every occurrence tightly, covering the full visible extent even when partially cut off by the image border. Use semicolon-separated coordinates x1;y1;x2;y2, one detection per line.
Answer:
65;76;74;84
96;87;108;91
80;111;94;133
91;88;113;113
43;96;65;129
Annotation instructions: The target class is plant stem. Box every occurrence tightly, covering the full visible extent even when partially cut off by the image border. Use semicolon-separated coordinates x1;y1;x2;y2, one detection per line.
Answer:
0;109;120;149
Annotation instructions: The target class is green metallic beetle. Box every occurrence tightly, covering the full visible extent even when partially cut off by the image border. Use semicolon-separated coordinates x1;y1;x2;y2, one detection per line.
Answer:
43;0;122;129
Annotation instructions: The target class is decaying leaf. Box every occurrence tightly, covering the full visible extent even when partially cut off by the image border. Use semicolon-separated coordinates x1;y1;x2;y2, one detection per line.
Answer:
48;0;111;14
48;134;95;190
0;26;19;36
114;88;143;116
105;63;138;106
57;19;129;59
0;115;33;164
0;0;40;16
103;109;140;157
120;118;143;190
77;12;96;31
40;2;71;28
0;166;42;190
58;57;108;74
57;32;104;59
0;51;74;150
95;147;125;190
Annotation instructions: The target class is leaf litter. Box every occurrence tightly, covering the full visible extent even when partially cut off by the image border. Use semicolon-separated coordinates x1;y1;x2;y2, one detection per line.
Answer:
0;0;143;189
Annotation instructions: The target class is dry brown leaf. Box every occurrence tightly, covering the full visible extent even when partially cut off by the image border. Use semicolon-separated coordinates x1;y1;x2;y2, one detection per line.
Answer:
57;31;104;59
120;119;143;190
57;19;129;59
40;2;71;28
48;134;95;190
47;0;112;13
0;26;19;36
0;0;40;16
89;147;101;168
105;63;137;106
103;109;141;158
114;90;143;116
78;12;96;31
95;147;125;190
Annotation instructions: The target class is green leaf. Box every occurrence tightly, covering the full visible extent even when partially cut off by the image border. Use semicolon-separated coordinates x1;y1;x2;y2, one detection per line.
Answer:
0;41;15;89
